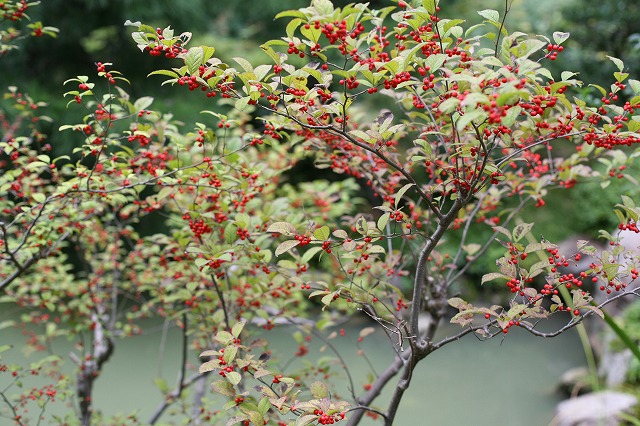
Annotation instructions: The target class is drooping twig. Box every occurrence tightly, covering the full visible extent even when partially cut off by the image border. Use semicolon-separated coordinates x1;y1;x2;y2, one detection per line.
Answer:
148;313;190;425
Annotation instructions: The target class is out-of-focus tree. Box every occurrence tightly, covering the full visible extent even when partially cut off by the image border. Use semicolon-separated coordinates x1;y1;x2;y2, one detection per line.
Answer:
559;0;640;86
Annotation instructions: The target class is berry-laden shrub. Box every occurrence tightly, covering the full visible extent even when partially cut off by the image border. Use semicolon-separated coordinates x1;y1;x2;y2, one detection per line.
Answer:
3;0;640;425
0;0;58;55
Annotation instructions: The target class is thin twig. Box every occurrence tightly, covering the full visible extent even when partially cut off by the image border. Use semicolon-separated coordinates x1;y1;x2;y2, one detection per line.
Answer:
210;274;230;330
493;0;512;59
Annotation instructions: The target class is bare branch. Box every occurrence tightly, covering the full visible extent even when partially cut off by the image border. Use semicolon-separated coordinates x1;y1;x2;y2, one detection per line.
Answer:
149;314;190;425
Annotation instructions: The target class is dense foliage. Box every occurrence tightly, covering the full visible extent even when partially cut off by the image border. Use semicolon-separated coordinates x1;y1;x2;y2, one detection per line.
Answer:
2;1;640;425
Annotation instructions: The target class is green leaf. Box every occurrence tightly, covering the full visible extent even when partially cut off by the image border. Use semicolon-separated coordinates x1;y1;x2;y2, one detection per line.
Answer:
423;53;447;73
589;83;607;97
185;47;205;75
607;55;624;72
254;64;271;81
154;378;169;394
260;43;283;64
226;371;242;386
496;256;516;277
286;18;303;39
233;57;254;73
342;239;356;251
614;72;629;83
226;416;250;426
478;9;499;23
422;0;437;13
235;96;250;111
463;243;481;256
359;326;376;338
394;183;414;207
383;58;400;75
493;226;511;239
296;415;318;426
0;345;11;357
518;39;546;60
377;212;390;231
321;291;337;307
0;321;15;331
310;381;329;398
313;0;334;15
481;272;509;285
447;297;469;309
300;21;322;43
257;397;270;415
512;223;533;242
456;109;486;131
186;281;198;292
223;345;238;364
274;10;308;19
231;321;245;338
313;225;330;241
349;129;372;141
275;240;301;257
215;330;234;345
199;360;219;373
621;194;636;209
333;229;348;239
438;97;459;114
507;303;528;318
355;216;368;235
30;355;62;369
255;384;278;399
211;380;236;396
32;193;46;204
253;368;272;379
552;31;570;45
267;222;297;236
133;96;154;111
302;246;324;263
501;105;521;127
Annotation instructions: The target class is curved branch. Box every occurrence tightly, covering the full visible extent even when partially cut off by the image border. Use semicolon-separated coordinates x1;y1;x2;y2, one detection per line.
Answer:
149;313;190;425
0;386;25;426
521;288;640;338
269;109;444;220
210;274;230;330
148;372;204;425
346;351;408;426
496;131;586;168
493;0;512;60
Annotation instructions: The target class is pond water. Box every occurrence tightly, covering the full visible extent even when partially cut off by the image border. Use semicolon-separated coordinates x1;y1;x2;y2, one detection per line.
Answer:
1;305;585;425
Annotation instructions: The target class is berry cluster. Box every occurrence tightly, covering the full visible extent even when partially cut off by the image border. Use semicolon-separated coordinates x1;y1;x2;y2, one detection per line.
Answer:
338;76;359;90
391;211;404;221
287;41;305;57
618;221;639;233
313;409;346;425
189;218;212;238
294;234;312;246
544;43;564;60
216;349;236;377
144;28;187;58
127;132;152;147
502;318;521;333
236;228;250;240
1;0;28;21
